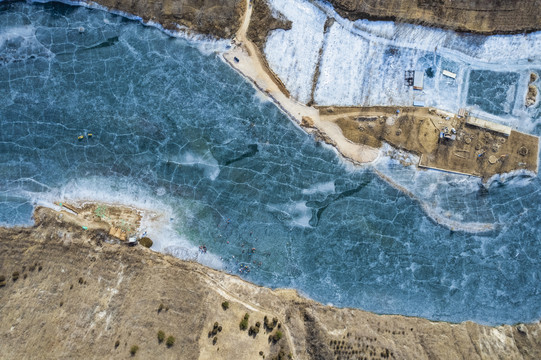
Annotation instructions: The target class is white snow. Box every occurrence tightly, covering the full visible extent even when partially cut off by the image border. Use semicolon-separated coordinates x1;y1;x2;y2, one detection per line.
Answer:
263;0;541;130
264;0;327;103
314;22;369;105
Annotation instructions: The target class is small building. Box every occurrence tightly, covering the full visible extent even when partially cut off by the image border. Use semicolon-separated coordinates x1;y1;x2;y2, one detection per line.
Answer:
413;71;424;90
413;100;425;107
442;70;457;79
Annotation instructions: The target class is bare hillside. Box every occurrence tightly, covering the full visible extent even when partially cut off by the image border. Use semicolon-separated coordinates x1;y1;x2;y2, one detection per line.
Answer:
329;0;541;34
1;206;540;359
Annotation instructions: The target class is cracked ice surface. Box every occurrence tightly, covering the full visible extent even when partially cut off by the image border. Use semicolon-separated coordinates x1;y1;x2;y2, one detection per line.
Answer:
1;2;541;326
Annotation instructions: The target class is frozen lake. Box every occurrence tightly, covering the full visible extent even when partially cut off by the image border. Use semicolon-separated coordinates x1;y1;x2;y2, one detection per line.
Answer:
1;1;541;325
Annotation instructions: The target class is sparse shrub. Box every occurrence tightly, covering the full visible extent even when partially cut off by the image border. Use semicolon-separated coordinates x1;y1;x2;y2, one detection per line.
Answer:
210;322;222;336
264;316;278;331
12;272;19;281
158;303;164;313
70;284;73;290
166;336;175;347
59;301;63;307
275;349;287;360
38;265;42;271
255;321;261;328
157;330;165;343
0;275;6;287
115;340;120;348
29;264;36;272
221;301;230;310
212;336;218;345
23;274;27;279
139;237;153;248
249;325;260;336
130;345;139;355
272;330;283;343
240;313;249;330
78;277;84;284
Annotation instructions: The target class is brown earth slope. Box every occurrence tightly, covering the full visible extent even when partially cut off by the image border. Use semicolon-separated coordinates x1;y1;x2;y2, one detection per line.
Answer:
329;0;541;34
1;206;541;359
87;0;244;38
246;0;291;50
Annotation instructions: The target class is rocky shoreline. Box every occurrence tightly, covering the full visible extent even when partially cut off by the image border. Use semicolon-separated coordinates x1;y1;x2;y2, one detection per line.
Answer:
1;206;541;359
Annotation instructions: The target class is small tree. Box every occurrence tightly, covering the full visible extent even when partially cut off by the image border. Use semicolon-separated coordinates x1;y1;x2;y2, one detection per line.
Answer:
139;237;153;248
240;313;249;330
130;345;139;356
264;315;278;331
249;325;260;336
157;330;165;343
166;336;175;348
210;322;221;336
221;301;230;310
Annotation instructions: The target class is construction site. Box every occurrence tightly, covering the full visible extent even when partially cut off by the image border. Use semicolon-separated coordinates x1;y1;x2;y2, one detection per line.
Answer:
318;106;539;180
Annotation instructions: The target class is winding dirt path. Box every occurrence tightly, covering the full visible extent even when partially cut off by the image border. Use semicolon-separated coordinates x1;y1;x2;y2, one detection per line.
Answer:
222;0;380;164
